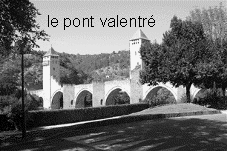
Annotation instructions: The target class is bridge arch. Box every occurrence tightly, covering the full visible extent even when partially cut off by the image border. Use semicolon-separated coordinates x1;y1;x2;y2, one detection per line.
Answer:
143;85;177;102
105;86;130;106
75;89;92;108
51;90;63;109
191;89;202;101
192;88;209;102
38;97;43;108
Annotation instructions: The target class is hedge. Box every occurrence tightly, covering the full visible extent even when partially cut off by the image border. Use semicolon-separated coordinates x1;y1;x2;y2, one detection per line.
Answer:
27;103;149;128
0;114;14;131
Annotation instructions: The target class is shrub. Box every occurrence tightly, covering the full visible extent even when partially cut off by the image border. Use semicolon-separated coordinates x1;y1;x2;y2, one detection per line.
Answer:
7;93;41;130
142;88;176;107
143;97;175;107
114;92;130;105
26;103;149;128
0;95;18;114
192;89;227;109
0;114;15;131
179;94;194;103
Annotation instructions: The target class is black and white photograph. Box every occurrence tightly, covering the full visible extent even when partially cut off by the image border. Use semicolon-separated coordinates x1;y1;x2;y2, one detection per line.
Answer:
1;0;227;150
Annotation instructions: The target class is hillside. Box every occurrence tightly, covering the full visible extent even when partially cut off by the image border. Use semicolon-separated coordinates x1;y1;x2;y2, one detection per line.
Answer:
61;50;130;73
56;50;130;83
0;50;130;91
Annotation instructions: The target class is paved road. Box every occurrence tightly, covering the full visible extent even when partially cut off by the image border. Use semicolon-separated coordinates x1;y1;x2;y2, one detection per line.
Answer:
2;113;227;151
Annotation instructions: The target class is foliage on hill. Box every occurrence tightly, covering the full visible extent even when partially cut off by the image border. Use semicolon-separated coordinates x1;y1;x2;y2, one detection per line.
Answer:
0;49;130;94
60;50;130;82
54;50;130;83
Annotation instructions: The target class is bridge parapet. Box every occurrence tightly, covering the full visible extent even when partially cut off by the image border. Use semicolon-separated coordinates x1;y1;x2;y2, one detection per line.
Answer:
29;89;44;98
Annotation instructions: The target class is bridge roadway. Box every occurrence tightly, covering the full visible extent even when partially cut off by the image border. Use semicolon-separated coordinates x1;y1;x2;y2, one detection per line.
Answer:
2;113;227;151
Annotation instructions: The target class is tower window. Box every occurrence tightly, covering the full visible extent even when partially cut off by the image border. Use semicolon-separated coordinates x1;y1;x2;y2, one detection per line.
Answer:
53;67;55;71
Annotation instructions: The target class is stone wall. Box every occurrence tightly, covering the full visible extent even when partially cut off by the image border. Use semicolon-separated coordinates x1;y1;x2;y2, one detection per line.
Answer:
63;85;75;109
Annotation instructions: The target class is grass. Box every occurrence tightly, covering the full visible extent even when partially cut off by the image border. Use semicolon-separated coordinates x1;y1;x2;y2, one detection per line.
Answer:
130;103;219;115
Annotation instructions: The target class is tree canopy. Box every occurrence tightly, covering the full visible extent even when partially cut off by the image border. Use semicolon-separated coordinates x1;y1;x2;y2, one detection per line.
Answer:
187;3;227;96
0;0;48;56
140;16;209;102
0;0;48;97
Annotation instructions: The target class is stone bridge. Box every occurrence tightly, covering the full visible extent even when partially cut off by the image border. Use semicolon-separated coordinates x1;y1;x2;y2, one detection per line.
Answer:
38;78;200;109
60;79;131;109
30;77;200;110
30;29;201;109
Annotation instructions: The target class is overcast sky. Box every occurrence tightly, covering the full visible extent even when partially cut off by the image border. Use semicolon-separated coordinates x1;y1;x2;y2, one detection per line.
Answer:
31;0;225;55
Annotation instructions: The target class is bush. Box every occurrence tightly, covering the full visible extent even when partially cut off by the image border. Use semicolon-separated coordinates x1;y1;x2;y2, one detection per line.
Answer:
142;88;176;107
192;89;227;109
26;103;149;128
114;92;130;105
0;95;18;114
0;114;15;131
6;93;41;130
179;94;194;103
143;97;176;107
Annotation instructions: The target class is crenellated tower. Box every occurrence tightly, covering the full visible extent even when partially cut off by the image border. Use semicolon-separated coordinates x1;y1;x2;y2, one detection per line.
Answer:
130;29;150;103
129;28;150;72
42;46;61;108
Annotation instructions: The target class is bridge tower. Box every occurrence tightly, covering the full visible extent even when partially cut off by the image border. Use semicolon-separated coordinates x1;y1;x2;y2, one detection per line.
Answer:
130;29;150;103
42;46;61;109
129;28;150;71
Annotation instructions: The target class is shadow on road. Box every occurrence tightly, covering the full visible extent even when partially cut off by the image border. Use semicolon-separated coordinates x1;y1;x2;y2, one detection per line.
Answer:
2;114;227;151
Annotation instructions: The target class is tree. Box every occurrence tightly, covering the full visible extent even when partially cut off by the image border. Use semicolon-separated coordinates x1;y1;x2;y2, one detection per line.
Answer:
0;0;48;95
187;3;227;96
60;65;91;85
1;0;48;137
84;92;92;107
113;91;130;105
140;42;167;86
0;70;18;96
144;88;176;106
0;0;48;56
187;3;227;43
140;16;209;103
0;54;21;95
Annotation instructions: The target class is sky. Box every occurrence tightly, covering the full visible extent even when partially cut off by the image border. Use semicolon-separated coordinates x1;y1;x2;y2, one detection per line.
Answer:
31;0;225;55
